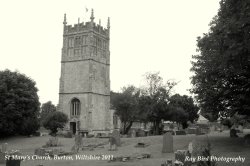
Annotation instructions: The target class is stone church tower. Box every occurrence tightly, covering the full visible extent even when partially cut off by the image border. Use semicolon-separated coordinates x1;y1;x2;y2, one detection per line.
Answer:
58;9;112;135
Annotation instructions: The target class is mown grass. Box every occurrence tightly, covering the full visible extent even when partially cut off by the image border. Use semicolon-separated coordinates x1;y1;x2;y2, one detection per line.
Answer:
0;130;249;166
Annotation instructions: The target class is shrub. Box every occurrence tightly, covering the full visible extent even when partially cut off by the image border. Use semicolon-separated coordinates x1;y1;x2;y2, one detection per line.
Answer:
43;111;68;136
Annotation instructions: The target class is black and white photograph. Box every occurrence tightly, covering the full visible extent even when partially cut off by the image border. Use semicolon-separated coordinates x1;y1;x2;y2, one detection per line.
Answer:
0;0;250;165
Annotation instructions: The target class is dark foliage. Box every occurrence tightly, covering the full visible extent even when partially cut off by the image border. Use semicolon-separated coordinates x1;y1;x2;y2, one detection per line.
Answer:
0;70;40;137
43;111;68;135
191;0;250;120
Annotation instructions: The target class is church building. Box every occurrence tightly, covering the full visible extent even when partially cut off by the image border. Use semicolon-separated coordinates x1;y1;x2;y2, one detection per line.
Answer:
58;9;114;135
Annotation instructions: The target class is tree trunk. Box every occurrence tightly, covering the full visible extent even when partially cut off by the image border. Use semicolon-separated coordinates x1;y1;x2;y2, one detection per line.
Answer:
153;120;160;135
124;121;133;135
122;121;133;135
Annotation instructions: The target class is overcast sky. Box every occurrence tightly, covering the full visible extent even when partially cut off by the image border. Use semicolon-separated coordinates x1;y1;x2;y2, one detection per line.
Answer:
0;0;220;105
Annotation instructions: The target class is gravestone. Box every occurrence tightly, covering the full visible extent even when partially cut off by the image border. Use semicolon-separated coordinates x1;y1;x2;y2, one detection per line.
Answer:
230;129;238;138
75;134;83;151
188;142;193;154
6;151;22;166
162;132;173;153
112;130;121;146
0;151;6;164
2;143;8;152
244;134;250;146
131;130;136;138
109;130;121;151
109;137;117;151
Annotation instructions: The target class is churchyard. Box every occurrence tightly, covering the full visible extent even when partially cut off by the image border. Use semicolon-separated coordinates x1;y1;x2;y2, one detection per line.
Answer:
1;129;250;166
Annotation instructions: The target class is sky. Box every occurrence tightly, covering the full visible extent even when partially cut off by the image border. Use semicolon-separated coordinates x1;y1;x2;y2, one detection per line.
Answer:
0;0;220;105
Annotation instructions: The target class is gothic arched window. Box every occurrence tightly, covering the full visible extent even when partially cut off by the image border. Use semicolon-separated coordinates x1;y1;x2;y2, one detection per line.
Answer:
71;98;80;116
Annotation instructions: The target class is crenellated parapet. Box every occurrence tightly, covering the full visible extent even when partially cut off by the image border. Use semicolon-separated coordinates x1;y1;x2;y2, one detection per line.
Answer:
64;22;109;37
63;9;110;37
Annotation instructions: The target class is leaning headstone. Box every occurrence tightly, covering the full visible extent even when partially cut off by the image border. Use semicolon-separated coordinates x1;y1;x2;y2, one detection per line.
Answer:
162;132;173;153
2;143;8;152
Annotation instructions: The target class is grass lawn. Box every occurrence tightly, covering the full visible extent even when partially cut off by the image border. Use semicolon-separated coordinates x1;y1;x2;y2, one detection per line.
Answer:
0;130;249;166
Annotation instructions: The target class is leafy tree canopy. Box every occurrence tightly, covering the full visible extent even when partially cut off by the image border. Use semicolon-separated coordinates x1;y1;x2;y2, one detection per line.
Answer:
110;85;140;134
0;70;40;137
40;101;56;125
191;0;250;121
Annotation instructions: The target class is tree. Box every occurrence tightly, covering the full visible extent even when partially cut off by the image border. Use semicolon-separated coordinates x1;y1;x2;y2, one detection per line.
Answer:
142;72;177;134
191;0;250;121
43;111;68;135
110;86;140;134
169;106;189;129
0;70;40;137
40;101;56;125
169;94;199;123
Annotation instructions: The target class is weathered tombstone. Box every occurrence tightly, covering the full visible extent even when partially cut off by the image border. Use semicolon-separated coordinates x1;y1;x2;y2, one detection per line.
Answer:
109;130;121;151
109;137;117;151
188;142;193;154
131;130;136;138
74;134;83;152
162;132;173;153
0;151;6;164
112;130;121;146
2;143;8;152
230;129;238;138
244;134;250;146
6;151;22;166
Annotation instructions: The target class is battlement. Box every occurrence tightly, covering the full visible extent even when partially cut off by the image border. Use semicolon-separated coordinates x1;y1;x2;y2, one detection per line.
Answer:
64;22;109;36
63;9;110;37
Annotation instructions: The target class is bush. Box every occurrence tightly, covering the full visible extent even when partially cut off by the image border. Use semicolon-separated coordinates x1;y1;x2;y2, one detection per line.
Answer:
43;111;68;135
